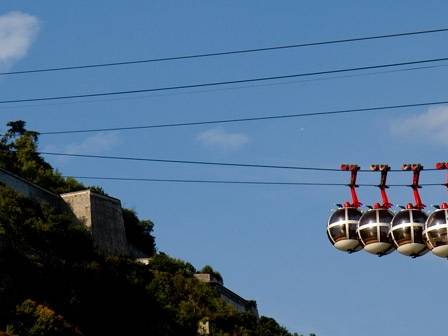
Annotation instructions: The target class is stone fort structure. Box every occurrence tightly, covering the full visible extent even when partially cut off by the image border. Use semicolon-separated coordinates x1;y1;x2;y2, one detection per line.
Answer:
194;273;258;316
0;168;259;322
195;273;258;335
0;168;139;257
61;190;130;256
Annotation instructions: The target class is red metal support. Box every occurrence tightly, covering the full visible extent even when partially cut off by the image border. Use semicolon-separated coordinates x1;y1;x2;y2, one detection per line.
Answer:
370;164;392;209
402;163;425;209
435;162;448;209
341;164;361;208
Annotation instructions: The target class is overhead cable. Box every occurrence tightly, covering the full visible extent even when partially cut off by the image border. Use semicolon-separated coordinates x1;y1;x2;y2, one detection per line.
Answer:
39;152;438;172
1;63;447;112
65;175;443;186
41;152;342;171
2;27;448;76
37;99;448;135
1;56;448;105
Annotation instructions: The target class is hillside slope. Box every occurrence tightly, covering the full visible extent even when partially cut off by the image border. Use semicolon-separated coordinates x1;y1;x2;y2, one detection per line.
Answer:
0;121;301;336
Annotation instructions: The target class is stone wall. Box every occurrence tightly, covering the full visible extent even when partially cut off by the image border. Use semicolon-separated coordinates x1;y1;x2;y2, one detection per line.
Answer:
128;243;150;259
194;273;259;317
0;168;65;210
61;190;129;256
194;273;223;285
0;168;148;258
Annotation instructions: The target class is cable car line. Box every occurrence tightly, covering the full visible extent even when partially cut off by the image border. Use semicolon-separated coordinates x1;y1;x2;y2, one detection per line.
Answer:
40;151;342;171
67;177;349;186
2;27;447;77
1;63;447;113
387;183;441;186
64;175;444;186
38;151;439;172
1;56;448;105
37;98;448;135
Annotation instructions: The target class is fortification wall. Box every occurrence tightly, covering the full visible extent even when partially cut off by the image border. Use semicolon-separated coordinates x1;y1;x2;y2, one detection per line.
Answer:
0;168;148;258
61;190;129;256
0;168;65;210
127;243;149;258
60;191;92;228
195;273;259;317
194;273;223;285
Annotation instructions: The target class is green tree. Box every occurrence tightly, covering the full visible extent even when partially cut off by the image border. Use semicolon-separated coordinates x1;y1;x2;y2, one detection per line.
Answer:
200;265;223;283
6;299;81;336
122;208;156;256
0;120;302;336
0;120;85;194
256;316;292;336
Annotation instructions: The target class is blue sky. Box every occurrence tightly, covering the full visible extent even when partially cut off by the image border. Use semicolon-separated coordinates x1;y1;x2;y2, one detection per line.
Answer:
1;1;448;335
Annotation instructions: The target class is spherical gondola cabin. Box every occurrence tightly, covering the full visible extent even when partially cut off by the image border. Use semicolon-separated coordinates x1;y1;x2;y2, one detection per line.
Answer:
357;208;395;256
390;209;428;257
327;207;363;253
424;208;448;258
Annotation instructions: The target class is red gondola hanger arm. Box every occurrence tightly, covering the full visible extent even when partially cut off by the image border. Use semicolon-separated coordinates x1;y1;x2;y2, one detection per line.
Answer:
341;164;361;208
371;164;392;209
402;163;425;209
435;162;448;209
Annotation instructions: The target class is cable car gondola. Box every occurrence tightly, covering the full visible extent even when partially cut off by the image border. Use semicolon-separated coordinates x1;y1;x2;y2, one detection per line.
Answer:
390;164;428;257
357;164;395;256
424;208;448;257
424;162;448;258
327;164;363;253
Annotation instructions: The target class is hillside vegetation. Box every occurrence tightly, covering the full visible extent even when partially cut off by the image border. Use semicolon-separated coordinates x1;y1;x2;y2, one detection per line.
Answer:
0;121;306;336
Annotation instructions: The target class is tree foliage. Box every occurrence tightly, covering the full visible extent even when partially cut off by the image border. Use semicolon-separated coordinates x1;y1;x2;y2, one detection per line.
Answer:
0;121;84;194
6;299;82;336
122;208;156;256
201;264;224;283
0;121;301;335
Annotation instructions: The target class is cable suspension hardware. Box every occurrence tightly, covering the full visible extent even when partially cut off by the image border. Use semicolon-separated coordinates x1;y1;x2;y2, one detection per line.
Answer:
370;164;392;209
402;163;425;209
435;162;448;209
340;164;361;208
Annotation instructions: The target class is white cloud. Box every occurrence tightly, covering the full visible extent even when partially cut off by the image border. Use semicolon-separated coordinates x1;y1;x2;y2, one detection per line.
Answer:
43;133;121;164
0;11;39;68
196;128;250;150
391;107;448;146
64;132;121;154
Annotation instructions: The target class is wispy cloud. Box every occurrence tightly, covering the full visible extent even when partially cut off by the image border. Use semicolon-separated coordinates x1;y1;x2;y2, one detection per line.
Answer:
43;132;121;163
0;11;39;68
196;128;250;150
64;132;121;154
391;107;448;146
